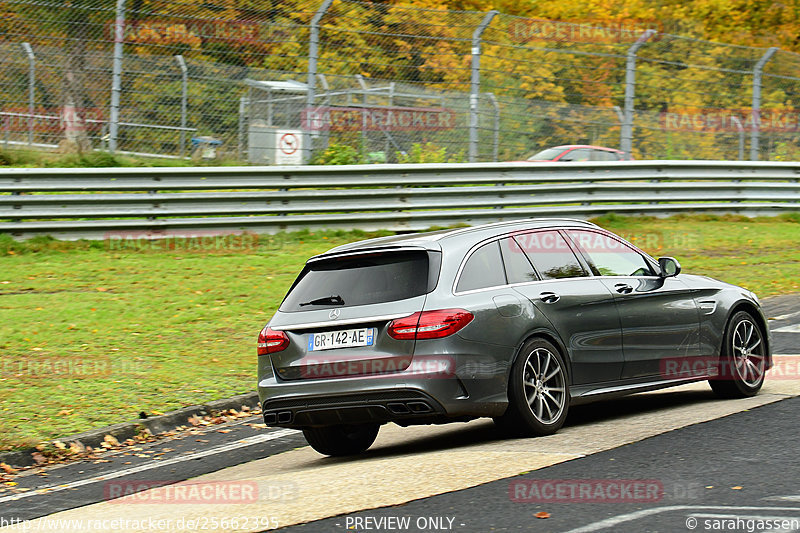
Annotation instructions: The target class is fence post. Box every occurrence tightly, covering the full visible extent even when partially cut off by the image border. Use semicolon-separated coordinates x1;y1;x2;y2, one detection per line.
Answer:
238;95;247;161
20;43;35;146
305;0;334;164
174;55;188;158
751;47;778;161
621;29;656;159
485;93;499;162
108;0;126;153
730;115;745;161
469;10;498;163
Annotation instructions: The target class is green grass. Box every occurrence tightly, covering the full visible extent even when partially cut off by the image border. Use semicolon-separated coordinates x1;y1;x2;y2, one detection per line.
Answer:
0;214;798;452
0;148;246;168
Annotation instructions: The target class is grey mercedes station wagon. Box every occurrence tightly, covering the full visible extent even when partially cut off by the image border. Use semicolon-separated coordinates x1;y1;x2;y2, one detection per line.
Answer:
257;218;770;456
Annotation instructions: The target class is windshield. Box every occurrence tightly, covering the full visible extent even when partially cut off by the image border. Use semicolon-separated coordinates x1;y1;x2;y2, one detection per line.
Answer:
527;147;568;160
280;250;436;312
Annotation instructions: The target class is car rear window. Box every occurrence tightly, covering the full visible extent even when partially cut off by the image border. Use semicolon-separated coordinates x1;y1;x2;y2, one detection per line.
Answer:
280;250;438;312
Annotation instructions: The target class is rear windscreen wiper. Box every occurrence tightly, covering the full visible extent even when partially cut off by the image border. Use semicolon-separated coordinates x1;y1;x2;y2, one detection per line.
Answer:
299;294;345;307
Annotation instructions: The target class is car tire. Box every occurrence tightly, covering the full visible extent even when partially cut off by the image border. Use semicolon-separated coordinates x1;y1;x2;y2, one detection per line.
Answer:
302;423;380;456
709;311;766;398
494;338;569;437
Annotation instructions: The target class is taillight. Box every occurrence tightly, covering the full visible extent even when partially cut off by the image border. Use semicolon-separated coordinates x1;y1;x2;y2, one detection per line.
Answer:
388;309;473;340
257;326;289;355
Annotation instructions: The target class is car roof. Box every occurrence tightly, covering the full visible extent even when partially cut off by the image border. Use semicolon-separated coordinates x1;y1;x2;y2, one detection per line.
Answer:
550;145;623;152
315;218;600;259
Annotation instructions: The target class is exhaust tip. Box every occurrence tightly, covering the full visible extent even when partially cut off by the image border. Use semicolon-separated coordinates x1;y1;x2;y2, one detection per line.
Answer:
387;402;411;415
407;401;433;413
263;412;278;425
277;411;293;424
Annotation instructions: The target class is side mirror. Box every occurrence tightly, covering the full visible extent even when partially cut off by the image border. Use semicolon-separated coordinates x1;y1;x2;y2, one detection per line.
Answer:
658;257;681;278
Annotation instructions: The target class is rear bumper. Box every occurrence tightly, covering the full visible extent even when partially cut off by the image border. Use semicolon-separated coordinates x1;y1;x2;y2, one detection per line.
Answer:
257;360;507;428
261;388;447;427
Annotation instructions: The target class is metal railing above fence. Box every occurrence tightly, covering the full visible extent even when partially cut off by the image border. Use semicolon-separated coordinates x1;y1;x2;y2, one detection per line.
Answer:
1;161;798;240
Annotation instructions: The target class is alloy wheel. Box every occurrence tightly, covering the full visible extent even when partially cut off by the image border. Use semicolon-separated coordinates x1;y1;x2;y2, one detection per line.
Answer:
731;319;765;388
523;347;566;425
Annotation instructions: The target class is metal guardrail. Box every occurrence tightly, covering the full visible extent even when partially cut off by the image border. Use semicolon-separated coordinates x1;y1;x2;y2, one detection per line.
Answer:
1;161;799;240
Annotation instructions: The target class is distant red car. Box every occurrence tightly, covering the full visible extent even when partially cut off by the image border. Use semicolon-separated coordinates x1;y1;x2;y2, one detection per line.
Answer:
526;145;631;162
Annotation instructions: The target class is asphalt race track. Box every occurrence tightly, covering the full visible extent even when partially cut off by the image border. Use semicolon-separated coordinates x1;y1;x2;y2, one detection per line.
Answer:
0;294;798;533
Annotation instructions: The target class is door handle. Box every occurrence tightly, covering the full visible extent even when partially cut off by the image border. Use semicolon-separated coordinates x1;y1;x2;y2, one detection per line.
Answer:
539;291;560;304
614;283;633;294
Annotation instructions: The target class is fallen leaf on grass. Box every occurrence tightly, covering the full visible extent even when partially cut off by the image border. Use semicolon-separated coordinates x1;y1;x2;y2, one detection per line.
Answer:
0;463;16;475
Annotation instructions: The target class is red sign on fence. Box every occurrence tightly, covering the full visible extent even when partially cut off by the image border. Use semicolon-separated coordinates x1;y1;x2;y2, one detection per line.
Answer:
508;18;662;44
106;19;262;45
660;108;800;133
301;106;457;132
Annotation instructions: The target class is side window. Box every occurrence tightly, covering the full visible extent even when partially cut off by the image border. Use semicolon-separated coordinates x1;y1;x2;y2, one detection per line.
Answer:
559;148;591;162
568;230;654;277
512;231;587;280
591;149;618;161
456;241;507;292
499;237;538;284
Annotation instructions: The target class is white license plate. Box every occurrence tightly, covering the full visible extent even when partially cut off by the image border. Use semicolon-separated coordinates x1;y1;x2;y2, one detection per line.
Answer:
307;328;376;352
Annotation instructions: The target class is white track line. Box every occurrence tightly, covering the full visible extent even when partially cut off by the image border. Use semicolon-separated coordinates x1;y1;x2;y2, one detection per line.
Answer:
774;324;800;333
564;505;800;533
769;311;800;322
0;428;298;504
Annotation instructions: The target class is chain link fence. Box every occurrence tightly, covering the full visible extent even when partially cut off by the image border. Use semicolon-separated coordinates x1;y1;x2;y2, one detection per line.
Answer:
2;0;800;163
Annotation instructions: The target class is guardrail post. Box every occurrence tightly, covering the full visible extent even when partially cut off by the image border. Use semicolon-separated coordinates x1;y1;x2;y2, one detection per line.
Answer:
108;0;126;153
305;0;334;164
174;55;188;158
621;30;656;159
21;43;35;147
751;47;778;161
469;10;498;163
